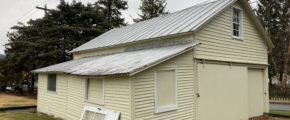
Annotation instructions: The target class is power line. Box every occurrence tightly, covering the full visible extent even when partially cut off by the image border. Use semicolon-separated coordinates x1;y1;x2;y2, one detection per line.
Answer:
0;0;58;33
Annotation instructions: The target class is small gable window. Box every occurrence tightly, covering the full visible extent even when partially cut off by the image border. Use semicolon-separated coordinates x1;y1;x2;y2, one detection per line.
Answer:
232;7;242;38
47;74;56;92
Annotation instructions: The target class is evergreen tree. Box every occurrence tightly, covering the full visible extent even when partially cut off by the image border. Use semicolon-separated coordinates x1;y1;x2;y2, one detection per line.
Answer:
96;0;128;29
3;0;127;83
134;0;168;22
256;0;290;86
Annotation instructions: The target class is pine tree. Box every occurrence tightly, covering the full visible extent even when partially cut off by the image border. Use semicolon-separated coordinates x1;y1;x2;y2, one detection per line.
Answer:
134;0;168;22
256;0;290;86
3;0;127;83
256;0;280;81
96;0;128;29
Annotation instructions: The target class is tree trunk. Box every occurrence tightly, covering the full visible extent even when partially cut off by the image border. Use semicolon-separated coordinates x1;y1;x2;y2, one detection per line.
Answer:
282;27;290;85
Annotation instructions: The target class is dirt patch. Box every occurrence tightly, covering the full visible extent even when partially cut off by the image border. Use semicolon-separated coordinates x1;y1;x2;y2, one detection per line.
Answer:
0;112;61;120
0;94;36;108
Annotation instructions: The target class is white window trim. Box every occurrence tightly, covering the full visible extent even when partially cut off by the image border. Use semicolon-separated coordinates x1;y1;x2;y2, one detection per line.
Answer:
84;78;105;105
154;68;178;113
232;5;243;40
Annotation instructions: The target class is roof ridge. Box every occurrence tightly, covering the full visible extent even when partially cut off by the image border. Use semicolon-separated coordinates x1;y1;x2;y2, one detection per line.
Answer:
157;0;220;18
71;0;233;53
114;0;221;29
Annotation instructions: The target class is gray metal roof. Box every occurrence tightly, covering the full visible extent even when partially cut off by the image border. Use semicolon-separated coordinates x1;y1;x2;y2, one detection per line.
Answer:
34;44;196;76
71;0;235;53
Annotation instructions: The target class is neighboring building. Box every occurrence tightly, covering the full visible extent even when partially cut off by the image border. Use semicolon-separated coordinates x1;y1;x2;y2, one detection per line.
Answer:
34;0;274;120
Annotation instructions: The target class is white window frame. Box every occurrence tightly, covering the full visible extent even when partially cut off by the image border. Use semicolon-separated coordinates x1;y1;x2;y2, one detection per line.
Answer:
232;6;243;40
154;69;178;113
84;78;105;105
80;105;120;120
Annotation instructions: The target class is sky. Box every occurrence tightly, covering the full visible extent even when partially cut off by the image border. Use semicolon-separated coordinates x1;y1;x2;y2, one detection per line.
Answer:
0;0;257;54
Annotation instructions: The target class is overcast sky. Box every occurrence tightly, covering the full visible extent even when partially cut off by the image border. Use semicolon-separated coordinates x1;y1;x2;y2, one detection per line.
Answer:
0;0;256;54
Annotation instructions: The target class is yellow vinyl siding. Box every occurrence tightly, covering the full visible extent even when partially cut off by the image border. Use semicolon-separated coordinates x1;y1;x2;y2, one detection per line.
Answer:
104;77;131;120
37;74;68;118
73;34;193;59
133;51;195;120
37;74;131;120
194;3;268;65
66;75;86;120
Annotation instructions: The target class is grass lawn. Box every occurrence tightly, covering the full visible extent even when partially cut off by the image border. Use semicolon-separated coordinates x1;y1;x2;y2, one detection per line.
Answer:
0;113;61;120
0;94;36;108
272;117;290;120
270;110;290;116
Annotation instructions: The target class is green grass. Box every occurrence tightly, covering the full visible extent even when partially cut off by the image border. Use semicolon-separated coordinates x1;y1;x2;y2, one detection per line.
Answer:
270;110;290;117
0;113;61;120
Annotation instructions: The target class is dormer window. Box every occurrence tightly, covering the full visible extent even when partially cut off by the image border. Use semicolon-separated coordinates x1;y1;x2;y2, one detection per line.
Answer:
232;7;242;38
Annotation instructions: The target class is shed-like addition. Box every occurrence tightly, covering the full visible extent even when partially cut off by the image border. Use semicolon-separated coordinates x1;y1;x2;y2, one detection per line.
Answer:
34;0;273;120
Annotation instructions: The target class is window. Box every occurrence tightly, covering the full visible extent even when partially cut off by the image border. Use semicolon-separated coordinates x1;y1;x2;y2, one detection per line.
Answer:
155;70;177;113
85;79;104;105
47;74;56;92
232;7;242;38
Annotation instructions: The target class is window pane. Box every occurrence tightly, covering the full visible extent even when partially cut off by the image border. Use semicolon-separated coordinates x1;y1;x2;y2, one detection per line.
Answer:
47;74;56;91
156;70;176;107
233;8;241;37
83;111;105;120
88;79;104;104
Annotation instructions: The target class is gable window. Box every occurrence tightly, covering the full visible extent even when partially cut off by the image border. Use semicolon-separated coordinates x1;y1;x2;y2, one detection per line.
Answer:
47;74;56;92
232;7;242;38
85;78;104;105
155;70;178;113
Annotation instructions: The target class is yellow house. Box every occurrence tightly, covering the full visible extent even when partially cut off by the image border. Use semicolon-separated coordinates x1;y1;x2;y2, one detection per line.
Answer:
33;0;274;119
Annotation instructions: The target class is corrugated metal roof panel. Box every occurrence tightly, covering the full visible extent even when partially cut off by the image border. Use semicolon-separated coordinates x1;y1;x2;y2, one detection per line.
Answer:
71;0;235;53
34;44;196;76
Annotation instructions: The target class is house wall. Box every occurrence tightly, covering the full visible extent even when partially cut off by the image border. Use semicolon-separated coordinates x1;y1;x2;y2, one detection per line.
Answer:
37;74;131;120
73;34;194;59
194;2;268;65
37;73;68;118
132;51;196;120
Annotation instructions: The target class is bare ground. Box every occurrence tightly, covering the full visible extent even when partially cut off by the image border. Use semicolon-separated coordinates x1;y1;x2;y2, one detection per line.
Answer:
0;94;36;108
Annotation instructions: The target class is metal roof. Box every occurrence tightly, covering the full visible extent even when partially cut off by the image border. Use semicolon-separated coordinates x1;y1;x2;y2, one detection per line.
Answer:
34;44;196;76
71;0;235;53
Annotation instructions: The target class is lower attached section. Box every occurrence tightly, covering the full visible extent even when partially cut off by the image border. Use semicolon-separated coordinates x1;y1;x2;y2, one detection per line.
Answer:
37;74;131;120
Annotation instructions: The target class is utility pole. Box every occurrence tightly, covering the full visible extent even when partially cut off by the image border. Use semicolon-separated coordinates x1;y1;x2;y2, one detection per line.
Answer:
36;5;53;15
